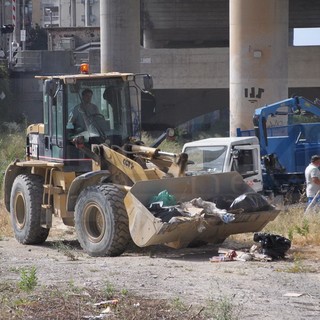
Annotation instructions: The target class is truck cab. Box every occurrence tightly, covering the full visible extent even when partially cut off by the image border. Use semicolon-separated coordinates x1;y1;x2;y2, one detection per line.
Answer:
182;136;263;192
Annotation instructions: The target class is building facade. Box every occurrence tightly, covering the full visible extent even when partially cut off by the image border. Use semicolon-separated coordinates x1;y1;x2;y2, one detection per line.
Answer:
37;0;100;28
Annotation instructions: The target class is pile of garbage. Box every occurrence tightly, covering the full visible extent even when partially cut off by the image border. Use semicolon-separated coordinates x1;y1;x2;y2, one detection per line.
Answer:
210;233;292;262
148;190;274;224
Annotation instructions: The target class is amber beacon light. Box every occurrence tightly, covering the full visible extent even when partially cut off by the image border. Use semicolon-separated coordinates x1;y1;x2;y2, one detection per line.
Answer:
80;63;90;74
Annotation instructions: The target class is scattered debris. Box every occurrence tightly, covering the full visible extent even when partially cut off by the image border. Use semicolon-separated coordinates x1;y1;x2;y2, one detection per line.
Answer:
283;292;305;297
211;247;272;262
149;193;236;224
211;232;291;263
100;307;112;314
188;198;235;223
93;299;119;308
253;232;291;259
210;250;237;262
83;315;108;320
209;255;227;262
85;299;120;319
236;252;254;261
248;245;273;261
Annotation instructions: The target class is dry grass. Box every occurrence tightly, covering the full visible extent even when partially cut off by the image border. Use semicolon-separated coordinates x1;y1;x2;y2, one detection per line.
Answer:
0;282;207;320
264;205;320;246
0;201;12;239
141;131;184;154
0;129;26;198
229;204;320;260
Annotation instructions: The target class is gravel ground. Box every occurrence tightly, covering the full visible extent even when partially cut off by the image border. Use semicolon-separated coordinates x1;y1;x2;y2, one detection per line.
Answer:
1;220;320;320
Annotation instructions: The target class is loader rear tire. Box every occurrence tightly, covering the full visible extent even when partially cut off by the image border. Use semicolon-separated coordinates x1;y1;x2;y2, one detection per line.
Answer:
10;174;49;244
75;184;131;257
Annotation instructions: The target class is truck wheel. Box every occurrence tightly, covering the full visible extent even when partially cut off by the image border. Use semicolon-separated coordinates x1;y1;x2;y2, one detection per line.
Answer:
75;184;131;257
10;174;49;244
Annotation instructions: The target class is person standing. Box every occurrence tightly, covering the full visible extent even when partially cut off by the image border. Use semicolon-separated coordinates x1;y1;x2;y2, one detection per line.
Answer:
305;155;320;204
0;48;5;58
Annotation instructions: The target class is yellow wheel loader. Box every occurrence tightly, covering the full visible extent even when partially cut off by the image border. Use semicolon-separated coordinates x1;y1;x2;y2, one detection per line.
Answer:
3;65;280;257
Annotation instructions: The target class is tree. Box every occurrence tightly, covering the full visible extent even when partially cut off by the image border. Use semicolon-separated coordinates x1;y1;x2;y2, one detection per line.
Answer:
0;64;14;122
27;24;48;50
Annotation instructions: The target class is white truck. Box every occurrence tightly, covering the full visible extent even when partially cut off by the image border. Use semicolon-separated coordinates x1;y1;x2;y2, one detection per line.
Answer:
182;136;263;193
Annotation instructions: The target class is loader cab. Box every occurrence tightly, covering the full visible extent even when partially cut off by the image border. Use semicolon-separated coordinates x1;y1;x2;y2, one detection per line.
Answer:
29;72;151;173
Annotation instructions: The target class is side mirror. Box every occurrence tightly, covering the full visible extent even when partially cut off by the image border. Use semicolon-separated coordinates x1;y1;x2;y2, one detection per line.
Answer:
143;74;153;92
232;149;240;159
149;128;175;148
166;128;175;138
44;79;57;97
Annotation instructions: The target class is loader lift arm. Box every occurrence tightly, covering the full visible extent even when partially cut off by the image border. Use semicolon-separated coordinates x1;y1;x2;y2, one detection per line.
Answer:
72;135;189;182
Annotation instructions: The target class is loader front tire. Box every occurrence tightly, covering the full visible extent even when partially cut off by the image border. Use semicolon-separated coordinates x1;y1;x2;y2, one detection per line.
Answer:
10;174;49;244
75;184;131;257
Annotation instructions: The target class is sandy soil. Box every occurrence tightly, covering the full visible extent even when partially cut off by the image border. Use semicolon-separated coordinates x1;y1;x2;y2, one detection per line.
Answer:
0;220;320;320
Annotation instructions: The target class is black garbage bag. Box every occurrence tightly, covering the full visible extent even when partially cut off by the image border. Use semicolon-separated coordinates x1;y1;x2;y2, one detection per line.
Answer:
253;232;291;259
212;196;235;210
149;202;182;223
229;192;273;212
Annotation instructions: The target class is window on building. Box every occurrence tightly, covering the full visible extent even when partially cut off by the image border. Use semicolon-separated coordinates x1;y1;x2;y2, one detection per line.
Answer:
44;6;59;27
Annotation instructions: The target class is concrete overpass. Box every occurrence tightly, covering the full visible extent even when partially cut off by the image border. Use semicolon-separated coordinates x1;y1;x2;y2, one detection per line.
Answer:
142;0;320;49
138;0;320;134
7;0;320;136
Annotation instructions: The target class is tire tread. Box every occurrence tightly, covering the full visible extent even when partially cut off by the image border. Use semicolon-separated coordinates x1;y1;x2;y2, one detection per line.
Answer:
75;183;131;257
10;174;49;244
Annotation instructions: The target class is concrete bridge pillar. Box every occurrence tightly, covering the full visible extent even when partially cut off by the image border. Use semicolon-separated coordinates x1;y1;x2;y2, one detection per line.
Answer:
100;0;140;73
229;0;289;136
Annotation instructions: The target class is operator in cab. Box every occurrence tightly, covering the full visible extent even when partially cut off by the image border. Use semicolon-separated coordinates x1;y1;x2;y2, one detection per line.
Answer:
305;155;320;204
68;88;100;133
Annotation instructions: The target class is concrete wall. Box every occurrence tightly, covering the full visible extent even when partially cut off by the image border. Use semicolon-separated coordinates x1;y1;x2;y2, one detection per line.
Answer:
141;88;229;132
47;27;100;51
10;51;78;123
140;46;320;90
288;46;320;87
141;48;229;89
139;46;320;131
8;45;320;130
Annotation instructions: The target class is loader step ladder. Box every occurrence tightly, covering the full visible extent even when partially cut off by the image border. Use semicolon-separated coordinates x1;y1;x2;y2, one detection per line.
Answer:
41;168;63;228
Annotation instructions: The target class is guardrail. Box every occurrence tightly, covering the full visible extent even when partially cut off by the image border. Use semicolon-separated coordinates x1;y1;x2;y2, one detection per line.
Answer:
13;51;42;71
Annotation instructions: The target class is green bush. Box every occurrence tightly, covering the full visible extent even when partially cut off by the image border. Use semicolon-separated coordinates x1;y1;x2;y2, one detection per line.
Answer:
0;128;26;192
18;266;38;292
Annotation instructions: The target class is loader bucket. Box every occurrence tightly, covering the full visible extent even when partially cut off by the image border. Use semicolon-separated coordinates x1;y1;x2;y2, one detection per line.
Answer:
124;172;280;249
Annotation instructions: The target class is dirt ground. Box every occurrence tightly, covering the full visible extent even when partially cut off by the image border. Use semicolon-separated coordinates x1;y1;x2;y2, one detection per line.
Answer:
1;218;320;320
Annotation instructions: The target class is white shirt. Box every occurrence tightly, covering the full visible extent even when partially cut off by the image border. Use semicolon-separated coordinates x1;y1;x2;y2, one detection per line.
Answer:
68;102;100;133
305;163;320;197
